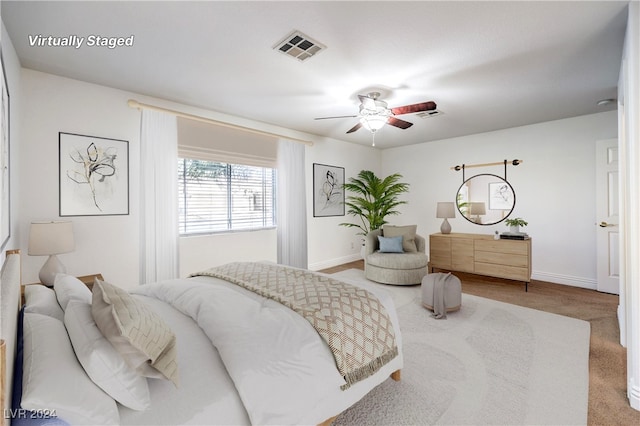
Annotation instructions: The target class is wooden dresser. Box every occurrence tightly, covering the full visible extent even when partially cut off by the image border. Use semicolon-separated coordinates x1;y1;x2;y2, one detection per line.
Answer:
429;233;532;290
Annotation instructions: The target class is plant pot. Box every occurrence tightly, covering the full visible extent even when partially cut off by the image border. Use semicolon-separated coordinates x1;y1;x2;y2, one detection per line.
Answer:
510;225;520;234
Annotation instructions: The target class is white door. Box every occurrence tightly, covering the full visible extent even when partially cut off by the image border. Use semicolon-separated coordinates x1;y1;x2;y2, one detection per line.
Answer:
595;138;619;294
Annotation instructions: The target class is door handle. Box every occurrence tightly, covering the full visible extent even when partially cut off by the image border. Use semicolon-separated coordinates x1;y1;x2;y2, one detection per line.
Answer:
599;221;617;227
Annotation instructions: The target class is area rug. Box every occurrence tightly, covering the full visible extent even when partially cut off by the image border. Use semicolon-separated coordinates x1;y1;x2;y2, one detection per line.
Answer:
330;269;590;425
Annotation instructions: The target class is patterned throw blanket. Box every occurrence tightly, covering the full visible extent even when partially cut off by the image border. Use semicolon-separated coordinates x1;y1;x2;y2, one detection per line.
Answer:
190;262;398;390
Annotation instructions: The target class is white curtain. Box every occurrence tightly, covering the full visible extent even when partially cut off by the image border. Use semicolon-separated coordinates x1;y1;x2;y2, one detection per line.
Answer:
277;140;308;269
140;110;179;283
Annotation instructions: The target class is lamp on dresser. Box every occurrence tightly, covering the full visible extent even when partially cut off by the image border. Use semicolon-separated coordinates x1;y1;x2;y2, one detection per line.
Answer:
28;221;75;286
469;202;486;224
436;202;456;234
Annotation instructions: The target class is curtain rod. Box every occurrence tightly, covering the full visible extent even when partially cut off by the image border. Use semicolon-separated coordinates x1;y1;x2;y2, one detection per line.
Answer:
127;99;314;146
451;159;522;171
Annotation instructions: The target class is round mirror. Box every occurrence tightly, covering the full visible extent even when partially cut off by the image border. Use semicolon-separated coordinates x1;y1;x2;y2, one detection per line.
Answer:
456;174;515;225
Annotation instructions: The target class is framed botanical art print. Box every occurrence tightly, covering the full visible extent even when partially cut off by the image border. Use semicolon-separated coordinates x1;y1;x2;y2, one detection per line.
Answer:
59;132;129;216
488;181;515;210
0;52;10;250
313;163;345;217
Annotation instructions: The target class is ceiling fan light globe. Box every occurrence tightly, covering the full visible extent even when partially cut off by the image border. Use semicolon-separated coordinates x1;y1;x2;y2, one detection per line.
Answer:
359;115;387;132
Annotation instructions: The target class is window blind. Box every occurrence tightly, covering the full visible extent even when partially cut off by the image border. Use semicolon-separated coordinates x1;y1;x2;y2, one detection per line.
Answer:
178;158;276;235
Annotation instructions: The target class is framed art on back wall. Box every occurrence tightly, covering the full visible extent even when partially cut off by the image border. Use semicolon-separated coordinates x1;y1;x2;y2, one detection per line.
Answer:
59;132;130;216
0;52;11;250
313;163;344;217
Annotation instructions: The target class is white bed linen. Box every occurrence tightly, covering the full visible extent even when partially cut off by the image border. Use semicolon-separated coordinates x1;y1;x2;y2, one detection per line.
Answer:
119;294;250;425
126;272;403;425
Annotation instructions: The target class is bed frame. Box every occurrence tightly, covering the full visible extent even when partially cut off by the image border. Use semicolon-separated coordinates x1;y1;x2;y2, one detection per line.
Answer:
1;249;21;426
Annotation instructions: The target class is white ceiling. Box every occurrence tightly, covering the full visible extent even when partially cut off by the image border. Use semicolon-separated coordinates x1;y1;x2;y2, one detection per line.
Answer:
2;1;628;148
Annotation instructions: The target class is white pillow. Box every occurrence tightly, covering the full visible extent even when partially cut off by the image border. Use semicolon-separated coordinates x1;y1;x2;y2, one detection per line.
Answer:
54;274;92;310
65;300;151;410
21;313;120;425
24;285;64;321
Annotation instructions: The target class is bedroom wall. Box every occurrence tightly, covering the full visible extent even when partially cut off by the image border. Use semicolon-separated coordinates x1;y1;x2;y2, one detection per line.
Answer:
18;70;142;288
381;111;618;289
15;68;379;287
306;137;381;270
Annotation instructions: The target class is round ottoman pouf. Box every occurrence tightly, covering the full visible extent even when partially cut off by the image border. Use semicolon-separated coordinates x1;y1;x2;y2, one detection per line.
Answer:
421;273;462;312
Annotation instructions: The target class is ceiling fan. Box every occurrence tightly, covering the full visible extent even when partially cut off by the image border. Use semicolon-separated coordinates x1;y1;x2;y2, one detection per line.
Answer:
315;92;437;135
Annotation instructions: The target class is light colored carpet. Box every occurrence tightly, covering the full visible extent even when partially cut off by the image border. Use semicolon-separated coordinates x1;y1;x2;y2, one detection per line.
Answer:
330;269;590;426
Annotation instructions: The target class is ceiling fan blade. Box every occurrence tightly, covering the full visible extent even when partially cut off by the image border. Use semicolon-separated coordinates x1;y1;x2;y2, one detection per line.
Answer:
314;115;358;120
391;101;437;115
387;116;413;129
346;122;363;133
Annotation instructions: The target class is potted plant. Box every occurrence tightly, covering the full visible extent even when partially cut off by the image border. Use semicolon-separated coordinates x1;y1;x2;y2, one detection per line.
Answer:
505;217;528;234
339;170;409;239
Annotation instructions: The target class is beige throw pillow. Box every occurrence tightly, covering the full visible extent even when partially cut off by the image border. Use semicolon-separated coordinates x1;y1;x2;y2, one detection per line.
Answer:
91;279;179;386
383;225;418;252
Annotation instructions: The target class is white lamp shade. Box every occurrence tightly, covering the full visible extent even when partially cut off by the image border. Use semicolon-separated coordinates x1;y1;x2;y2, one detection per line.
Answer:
28;221;75;256
469;202;487;215
436;202;456;218
359;115;388;132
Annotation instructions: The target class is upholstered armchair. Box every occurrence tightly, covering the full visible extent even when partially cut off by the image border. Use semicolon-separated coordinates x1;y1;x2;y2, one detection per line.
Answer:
364;225;429;285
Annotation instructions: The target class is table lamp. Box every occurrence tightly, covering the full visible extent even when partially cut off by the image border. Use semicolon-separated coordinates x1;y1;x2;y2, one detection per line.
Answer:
28;221;75;286
436;202;456;234
469;202;487;224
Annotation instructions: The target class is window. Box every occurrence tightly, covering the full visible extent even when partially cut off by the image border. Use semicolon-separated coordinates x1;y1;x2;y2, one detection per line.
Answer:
178;158;276;235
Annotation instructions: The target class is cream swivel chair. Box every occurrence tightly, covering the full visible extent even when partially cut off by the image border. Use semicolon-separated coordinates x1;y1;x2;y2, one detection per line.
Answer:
364;225;429;285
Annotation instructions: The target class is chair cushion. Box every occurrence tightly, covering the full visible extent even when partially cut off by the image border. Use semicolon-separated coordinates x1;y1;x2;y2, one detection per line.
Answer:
383;225;418;252
367;252;428;270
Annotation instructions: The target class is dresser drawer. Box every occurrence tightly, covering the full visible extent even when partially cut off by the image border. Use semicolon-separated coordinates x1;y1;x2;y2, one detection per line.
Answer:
475;239;529;256
475;262;530;282
474;251;529;268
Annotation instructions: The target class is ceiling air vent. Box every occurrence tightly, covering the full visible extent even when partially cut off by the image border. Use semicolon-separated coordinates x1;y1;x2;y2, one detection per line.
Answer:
273;31;325;62
417;109;444;118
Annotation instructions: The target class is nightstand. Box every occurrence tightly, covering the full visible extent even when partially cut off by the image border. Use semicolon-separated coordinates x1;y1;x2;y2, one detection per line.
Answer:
26;273;104;290
75;273;104;290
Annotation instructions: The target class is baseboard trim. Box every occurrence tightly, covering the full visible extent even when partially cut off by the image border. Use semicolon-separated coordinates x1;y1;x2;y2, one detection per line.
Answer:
308;254;362;272
531;271;597;290
308;261;598;289
618;304;626;347
629;377;640;410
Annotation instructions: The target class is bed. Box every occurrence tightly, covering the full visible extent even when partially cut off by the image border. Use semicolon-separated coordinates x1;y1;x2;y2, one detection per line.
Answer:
1;251;403;425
